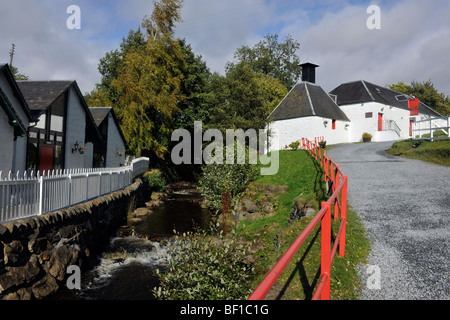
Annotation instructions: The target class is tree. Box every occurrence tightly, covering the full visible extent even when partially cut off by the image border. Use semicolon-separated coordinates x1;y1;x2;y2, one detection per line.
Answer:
389;80;450;116
112;0;185;158
230;34;301;89
212;62;288;132
9;65;29;80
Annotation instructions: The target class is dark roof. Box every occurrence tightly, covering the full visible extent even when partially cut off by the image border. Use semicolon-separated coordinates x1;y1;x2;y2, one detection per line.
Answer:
330;80;442;118
89;107;112;127
268;82;350;122
17;80;73;114
0;64;32;136
17;80;103;143
89;107;128;147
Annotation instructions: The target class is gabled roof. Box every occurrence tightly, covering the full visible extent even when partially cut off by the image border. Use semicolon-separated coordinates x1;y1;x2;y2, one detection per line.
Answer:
268;82;350;122
17;80;103;143
0;64;32;136
330;80;442;118
89;107;128;148
17;80;73;117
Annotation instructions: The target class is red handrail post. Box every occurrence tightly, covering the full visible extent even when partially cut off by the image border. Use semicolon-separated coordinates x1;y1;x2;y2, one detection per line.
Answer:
339;176;348;258
321;202;332;300
334;165;340;221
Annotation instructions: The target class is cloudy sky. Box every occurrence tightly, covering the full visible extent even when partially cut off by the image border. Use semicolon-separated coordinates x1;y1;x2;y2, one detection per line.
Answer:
1;0;449;96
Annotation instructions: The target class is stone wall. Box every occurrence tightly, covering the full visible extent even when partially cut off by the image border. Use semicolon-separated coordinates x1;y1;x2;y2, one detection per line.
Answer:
0;179;148;300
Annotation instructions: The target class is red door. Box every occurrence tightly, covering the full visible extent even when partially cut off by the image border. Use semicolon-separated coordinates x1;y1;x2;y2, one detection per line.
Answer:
40;146;54;173
378;113;383;131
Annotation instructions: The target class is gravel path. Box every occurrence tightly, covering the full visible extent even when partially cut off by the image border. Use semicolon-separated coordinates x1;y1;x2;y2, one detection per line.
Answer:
327;141;450;300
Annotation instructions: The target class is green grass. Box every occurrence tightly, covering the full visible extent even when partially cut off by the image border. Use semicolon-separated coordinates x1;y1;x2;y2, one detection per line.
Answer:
387;138;450;166
239;150;370;300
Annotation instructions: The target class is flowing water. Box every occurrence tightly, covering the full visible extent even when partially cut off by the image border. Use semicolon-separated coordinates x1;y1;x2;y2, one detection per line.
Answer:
52;183;211;300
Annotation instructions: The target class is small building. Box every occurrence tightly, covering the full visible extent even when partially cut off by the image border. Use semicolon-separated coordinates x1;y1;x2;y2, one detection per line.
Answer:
0;64;33;174
89;107;127;168
267;62;350;149
330;80;442;142
17;80;102;172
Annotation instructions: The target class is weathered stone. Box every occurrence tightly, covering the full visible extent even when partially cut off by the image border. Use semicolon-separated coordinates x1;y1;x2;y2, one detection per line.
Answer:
0;224;9;238
133;208;153;217
242;199;259;213
0;259;41;293
31;274;59;299
48;246;80;281
3;241;24;266
28;237;49;254
4;287;33;300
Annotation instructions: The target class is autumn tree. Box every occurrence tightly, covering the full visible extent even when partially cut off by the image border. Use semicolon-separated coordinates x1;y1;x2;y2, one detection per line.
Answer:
112;0;185;158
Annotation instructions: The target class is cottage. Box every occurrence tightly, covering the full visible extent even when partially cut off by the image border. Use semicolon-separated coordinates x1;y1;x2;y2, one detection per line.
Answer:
89;107;127;168
330;80;442;142
267;62;350;150
0;64;33;174
17;80;102;172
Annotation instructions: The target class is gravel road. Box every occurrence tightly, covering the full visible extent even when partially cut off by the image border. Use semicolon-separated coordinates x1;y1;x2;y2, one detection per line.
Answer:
327;141;449;300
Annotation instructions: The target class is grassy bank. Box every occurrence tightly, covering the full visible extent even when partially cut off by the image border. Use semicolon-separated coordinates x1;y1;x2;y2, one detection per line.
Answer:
240;150;370;300
387;138;450;166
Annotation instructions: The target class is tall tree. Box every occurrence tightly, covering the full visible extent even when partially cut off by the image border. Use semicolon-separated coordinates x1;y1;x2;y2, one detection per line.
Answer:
230;34;301;89
389;80;450;116
212;62;288;131
112;0;185;158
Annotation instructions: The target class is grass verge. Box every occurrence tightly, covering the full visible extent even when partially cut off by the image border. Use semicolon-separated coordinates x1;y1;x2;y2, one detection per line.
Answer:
386;138;450;166
240;150;370;300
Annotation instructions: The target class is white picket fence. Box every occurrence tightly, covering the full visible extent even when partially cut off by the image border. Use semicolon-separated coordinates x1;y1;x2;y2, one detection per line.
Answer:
412;116;450;141
0;158;149;224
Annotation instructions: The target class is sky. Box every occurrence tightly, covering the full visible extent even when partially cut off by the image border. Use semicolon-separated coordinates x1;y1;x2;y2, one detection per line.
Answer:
1;0;449;97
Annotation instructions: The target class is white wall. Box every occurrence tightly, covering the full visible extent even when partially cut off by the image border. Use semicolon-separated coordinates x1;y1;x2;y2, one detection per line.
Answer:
64;86;91;169
0;110;15;175
268;116;350;151
0;73;29;173
105;113;126;168
340;102;432;142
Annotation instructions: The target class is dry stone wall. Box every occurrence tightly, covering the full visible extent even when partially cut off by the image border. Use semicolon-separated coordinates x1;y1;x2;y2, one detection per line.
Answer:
0;179;148;300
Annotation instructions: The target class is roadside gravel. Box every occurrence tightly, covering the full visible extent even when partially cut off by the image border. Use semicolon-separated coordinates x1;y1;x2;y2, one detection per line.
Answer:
327;141;450;300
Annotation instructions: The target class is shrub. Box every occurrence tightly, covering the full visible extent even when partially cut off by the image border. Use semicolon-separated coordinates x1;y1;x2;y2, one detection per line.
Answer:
362;132;372;139
319;141;327;149
143;169;166;192
153;227;256;300
289;141;300;150
198;142;259;214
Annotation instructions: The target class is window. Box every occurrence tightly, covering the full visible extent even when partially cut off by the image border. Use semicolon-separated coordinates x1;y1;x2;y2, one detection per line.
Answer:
332;119;336;130
365;112;373;118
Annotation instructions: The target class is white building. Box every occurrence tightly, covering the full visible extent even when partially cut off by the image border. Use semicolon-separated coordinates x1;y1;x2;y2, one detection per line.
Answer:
0;64;32;174
267;63;350;149
268;63;443;150
330;80;442;142
17;80;102;172
89;107;127;168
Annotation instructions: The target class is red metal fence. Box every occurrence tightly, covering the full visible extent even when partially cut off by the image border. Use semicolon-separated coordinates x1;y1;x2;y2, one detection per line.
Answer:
248;138;348;300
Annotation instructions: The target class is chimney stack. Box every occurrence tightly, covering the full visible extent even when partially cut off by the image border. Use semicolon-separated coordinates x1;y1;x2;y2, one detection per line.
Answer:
300;62;319;84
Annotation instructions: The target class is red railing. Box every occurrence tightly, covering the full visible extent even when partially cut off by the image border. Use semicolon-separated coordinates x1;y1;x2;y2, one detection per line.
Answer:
248;138;348;300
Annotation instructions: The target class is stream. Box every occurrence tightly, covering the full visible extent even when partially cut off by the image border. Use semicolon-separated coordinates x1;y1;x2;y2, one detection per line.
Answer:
52;182;212;300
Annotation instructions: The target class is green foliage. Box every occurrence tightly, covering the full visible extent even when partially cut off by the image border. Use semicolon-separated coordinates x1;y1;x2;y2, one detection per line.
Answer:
389;80;450;116
289;141;300;150
154;227;256;300
387;139;450;166
198;143;260;214
143;169;166;192
212;62;288;131
230;34;301;89
362;132;372;139
9;65;29;80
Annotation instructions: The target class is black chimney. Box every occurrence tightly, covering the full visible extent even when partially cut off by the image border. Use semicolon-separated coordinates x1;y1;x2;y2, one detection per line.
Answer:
300;62;319;83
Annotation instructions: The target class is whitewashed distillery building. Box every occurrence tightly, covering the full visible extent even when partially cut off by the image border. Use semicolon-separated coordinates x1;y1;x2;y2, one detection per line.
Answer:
267;62;442;150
